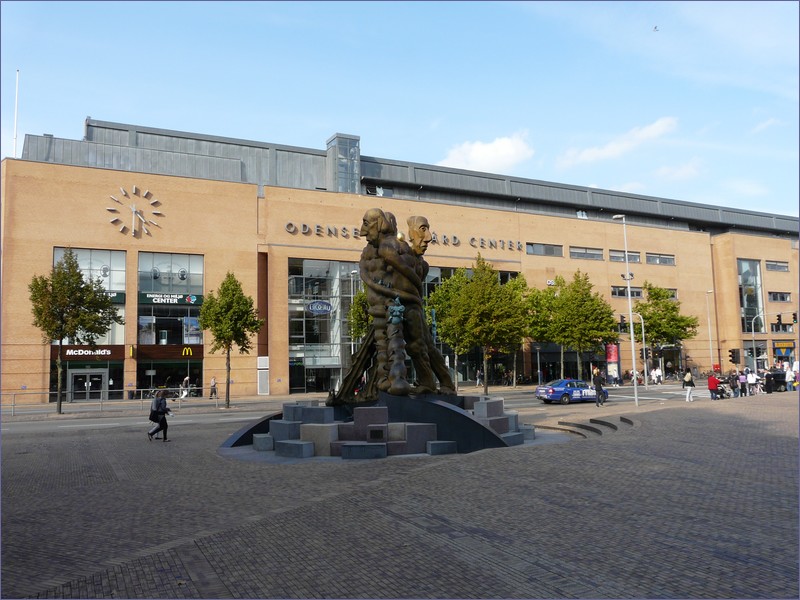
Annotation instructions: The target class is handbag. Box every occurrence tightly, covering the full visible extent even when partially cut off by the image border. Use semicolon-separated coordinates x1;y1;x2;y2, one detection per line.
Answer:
149;409;160;423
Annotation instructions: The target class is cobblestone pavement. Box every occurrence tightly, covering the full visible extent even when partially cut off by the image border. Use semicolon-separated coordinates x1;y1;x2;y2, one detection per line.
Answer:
2;391;797;598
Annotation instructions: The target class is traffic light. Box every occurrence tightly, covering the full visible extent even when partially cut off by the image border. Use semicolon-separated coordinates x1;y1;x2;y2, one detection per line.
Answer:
728;348;740;364
619;315;626;331
777;314;783;326
746;348;753;357
793;312;797;324
639;348;644;360
645;348;651;359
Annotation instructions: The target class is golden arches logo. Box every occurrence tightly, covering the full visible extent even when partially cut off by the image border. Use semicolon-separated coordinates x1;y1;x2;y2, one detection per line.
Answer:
182;347;193;356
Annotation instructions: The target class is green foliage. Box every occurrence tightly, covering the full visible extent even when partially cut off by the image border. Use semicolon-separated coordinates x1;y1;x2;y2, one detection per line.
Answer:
28;248;124;413
348;286;371;340
549;271;618;380
428;255;528;393
633;281;699;348
199;272;264;407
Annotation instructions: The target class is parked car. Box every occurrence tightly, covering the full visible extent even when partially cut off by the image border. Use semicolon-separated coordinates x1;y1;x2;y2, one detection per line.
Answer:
535;379;609;405
768;369;788;392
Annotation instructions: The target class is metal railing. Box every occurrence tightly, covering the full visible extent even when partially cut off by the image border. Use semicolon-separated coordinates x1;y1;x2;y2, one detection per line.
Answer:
0;389;272;417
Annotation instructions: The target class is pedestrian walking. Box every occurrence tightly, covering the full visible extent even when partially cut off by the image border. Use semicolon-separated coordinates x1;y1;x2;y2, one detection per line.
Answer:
708;372;721;400
148;390;171;442
785;366;795;392
728;370;740;397
739;371;748;396
209;375;218;399
592;367;605;407
683;367;695;402
475;369;482;387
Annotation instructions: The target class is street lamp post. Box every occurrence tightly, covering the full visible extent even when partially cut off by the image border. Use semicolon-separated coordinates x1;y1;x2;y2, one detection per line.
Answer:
532;344;542;385
613;214;639;406
349;269;359;359
706;290;715;374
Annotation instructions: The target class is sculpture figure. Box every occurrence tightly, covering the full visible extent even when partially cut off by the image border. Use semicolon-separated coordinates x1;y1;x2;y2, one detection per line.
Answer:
327;208;454;405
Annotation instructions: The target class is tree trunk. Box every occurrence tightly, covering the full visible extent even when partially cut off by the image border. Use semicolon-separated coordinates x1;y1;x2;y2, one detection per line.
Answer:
225;347;231;409
560;346;565;379
576;349;583;381
56;342;63;414
512;350;518;388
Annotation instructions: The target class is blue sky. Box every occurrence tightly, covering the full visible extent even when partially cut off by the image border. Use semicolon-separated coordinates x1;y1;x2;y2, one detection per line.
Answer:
2;1;798;217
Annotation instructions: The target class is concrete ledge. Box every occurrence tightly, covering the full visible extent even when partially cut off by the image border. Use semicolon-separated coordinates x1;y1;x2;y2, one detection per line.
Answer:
300;423;338;457
341;442;387;460
252;433;274;452
519;424;536;440
427;440;457;455
477;415;510;434
500;431;525;446
300;406;334;424
275;440;315;458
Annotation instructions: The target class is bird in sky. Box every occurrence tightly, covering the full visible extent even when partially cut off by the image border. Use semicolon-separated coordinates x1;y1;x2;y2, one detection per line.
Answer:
653;25;659;32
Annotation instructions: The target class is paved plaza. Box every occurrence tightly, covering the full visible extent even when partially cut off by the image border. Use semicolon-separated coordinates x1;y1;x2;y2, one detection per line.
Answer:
1;389;798;598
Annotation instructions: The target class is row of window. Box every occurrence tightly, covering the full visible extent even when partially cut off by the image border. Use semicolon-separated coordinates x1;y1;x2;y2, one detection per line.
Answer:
610;288;793;301
526;244;792;273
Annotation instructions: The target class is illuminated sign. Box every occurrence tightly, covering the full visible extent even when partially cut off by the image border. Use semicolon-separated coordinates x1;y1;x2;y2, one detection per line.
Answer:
307;300;333;315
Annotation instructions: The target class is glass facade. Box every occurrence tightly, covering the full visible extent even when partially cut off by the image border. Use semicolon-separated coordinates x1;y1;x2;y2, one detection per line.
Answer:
739;258;764;333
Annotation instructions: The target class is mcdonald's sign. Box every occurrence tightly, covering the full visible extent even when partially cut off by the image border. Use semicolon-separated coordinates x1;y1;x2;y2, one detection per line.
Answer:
182;347;193;356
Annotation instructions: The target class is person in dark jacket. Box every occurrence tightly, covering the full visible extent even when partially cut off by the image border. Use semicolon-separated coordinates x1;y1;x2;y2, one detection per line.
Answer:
148;390;171;442
592;367;605;407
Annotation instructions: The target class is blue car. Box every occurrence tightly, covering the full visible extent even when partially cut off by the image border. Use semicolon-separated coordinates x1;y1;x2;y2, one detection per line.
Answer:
535;379;609;405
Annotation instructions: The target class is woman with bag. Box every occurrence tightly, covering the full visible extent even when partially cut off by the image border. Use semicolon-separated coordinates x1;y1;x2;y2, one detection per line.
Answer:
148;390;171;442
682;367;695;402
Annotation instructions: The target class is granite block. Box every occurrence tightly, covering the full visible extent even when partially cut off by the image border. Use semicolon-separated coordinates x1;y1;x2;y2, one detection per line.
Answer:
500;431;525;446
505;410;519;432
269;419;302;441
340;442;388;460
386;440;408;456
520;424;536;440
252;433;274;452
300;423;339;456
427;440;457;455
353;406;389;438
474;398;504;418
405;423;437;454
337;422;358;441
282;404;304;422
275;440;315;458
388;422;406;441
478;416;509;434
300;406;334;424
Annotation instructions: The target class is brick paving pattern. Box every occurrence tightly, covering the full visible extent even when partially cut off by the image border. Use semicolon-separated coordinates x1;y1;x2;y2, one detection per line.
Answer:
2;393;797;598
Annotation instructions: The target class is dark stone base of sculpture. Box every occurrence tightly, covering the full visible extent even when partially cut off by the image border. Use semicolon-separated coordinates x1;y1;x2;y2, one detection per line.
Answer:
377;392;508;454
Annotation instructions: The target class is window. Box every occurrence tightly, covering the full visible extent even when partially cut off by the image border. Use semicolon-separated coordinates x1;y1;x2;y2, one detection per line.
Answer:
138;252;204;295
766;261;790;272
569;246;603;260
646;253;676;266
666;289;678;300
611;286;643;298
739;258;764;333
768;292;791;302
771;323;794;334
609;250;641;263
526;243;563;257
54;247;126;291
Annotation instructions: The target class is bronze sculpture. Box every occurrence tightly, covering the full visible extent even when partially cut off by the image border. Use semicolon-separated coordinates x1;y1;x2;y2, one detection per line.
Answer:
327;208;454;406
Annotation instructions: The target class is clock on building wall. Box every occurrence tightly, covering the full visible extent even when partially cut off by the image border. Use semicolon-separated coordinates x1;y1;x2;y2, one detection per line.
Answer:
105;185;164;237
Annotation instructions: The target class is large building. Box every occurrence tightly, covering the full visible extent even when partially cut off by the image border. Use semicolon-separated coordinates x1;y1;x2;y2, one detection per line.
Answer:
1;118;798;403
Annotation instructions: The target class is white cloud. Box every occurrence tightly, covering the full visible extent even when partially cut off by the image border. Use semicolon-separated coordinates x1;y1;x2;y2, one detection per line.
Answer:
751;118;780;134
437;131;534;173
724;179;768;197
557;117;678;169
655;158;703;181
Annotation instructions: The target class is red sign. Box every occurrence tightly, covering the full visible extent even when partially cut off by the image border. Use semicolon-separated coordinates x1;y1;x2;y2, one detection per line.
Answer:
606;343;619;362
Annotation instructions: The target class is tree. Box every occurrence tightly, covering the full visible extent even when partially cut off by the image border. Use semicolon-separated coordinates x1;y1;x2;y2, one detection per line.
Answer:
348;286;371;341
429;255;526;395
525;284;558;381
198;272;265;408
426;267;471;393
550;271;618;381
29;248;124;414
633;282;699;354
501;274;531;387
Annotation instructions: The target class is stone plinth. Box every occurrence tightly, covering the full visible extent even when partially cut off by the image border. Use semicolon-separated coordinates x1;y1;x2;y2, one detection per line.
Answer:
300;423;339;457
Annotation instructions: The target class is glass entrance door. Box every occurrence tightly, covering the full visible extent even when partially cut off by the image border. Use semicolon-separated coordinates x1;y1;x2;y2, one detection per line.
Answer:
70;370;106;402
